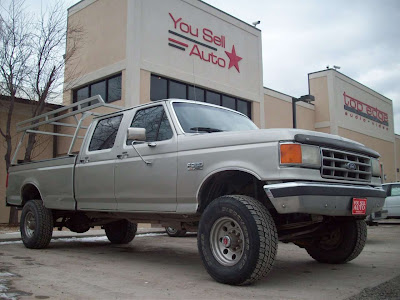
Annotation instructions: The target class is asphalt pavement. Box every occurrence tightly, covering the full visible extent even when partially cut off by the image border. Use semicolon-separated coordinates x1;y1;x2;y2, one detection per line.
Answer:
0;222;399;299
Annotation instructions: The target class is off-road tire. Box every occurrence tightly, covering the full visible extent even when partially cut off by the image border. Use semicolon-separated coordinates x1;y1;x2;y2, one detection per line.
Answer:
165;227;187;237
104;220;137;244
305;219;367;264
20;200;53;249
198;195;278;285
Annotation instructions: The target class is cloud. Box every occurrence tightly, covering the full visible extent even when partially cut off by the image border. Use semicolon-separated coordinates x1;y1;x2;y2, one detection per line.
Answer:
204;0;400;133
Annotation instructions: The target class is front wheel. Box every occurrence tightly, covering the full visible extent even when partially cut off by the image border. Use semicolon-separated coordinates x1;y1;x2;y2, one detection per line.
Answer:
104;220;137;244
198;195;278;285
305;219;367;264
20;200;53;249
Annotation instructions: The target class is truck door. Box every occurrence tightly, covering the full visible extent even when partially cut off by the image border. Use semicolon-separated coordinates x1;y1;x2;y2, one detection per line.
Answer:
114;104;177;212
75;114;123;211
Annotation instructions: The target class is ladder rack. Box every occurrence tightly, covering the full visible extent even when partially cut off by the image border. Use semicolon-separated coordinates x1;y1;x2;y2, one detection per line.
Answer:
12;95;124;165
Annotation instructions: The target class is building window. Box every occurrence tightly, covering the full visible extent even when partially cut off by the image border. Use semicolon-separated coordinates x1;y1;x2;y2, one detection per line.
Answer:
150;74;252;118
73;73;122;105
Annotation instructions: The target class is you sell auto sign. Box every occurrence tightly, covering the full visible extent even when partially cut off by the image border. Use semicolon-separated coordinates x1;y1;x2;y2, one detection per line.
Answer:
168;12;243;73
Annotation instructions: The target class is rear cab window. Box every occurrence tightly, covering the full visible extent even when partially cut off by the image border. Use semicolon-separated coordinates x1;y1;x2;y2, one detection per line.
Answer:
89;115;123;151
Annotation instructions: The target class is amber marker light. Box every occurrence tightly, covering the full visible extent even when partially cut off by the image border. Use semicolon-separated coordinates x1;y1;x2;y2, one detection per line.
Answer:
280;144;302;164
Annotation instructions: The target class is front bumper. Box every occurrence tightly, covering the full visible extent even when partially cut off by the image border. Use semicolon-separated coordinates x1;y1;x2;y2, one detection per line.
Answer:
264;182;386;216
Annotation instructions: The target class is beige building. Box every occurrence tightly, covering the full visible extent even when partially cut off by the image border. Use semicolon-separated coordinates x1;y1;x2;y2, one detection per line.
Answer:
62;0;399;182
1;0;399;223
0;97;59;223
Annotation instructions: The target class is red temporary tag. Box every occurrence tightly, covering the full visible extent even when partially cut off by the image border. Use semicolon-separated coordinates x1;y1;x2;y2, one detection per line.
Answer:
352;198;367;215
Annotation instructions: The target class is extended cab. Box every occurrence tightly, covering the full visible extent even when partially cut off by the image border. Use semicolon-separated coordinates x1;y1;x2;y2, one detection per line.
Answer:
6;96;386;285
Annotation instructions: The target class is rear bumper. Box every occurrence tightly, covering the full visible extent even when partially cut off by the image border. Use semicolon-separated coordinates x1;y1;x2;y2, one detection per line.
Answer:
264;182;386;216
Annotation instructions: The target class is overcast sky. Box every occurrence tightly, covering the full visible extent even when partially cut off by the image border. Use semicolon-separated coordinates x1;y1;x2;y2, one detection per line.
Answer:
26;0;400;134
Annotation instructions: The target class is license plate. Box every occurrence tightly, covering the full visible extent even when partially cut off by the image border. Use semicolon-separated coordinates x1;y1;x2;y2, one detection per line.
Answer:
352;198;367;215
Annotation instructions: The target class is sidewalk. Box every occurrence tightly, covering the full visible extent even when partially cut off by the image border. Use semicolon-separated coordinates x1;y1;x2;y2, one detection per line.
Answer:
0;224;166;242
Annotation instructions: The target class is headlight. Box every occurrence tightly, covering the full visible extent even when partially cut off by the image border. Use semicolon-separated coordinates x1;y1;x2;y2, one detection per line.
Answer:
280;143;321;168
371;158;381;177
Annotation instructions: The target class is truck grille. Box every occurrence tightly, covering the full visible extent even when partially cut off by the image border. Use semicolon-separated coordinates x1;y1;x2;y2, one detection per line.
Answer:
321;148;371;182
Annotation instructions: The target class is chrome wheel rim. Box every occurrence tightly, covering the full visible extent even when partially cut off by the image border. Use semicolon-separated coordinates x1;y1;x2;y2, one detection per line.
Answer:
210;217;244;266
24;211;36;238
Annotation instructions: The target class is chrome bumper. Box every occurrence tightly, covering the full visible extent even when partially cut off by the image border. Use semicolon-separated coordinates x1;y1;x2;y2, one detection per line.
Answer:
264;182;386;216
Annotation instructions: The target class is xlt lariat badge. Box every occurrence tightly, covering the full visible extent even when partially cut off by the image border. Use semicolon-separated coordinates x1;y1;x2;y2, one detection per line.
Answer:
187;162;204;171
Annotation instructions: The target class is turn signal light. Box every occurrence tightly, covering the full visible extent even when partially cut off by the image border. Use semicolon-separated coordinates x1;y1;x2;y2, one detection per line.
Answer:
280;144;302;164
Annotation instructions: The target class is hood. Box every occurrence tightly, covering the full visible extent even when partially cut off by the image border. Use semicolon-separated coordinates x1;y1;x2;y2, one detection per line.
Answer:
178;128;380;158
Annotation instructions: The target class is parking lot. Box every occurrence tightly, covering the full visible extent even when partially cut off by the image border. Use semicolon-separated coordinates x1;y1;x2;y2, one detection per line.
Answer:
0;222;400;300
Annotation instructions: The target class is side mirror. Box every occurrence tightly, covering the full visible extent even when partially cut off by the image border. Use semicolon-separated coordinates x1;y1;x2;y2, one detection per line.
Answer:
127;127;146;142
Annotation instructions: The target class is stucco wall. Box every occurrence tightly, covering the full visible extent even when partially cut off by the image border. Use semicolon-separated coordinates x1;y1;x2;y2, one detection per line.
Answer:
263;89;315;130
309;75;330;124
338;127;396;183
64;0;127;90
0;102;55;223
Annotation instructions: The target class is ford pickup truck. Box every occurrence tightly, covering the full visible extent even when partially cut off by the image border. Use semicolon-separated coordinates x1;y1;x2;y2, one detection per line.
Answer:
6;96;386;285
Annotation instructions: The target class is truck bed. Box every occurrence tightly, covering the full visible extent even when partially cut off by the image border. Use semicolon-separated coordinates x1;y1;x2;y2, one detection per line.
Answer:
7;156;77;210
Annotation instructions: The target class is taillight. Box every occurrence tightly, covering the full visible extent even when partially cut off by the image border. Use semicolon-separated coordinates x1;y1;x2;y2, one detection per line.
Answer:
6;173;9;188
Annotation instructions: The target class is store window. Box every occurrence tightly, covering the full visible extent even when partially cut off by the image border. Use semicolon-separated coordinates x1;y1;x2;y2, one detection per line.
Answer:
150;74;252;118
73;73;122;106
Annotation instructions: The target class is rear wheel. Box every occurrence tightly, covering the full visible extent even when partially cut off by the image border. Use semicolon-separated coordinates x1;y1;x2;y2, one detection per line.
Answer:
198;195;278;285
104;220;137;244
305;219;367;264
165;227;187;237
20;200;53;249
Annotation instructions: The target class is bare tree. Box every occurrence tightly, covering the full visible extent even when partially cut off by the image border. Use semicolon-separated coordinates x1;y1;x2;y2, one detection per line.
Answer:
0;0;31;171
0;0;82;224
24;2;82;161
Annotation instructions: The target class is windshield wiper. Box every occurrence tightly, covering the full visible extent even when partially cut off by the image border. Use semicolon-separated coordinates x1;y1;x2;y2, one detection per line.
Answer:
190;127;224;133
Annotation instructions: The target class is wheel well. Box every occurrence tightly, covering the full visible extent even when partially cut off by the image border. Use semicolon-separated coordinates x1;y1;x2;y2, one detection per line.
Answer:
21;184;42;205
197;170;274;213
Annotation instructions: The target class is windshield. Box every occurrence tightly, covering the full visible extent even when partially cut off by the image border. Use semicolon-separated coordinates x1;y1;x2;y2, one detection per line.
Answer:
173;102;258;133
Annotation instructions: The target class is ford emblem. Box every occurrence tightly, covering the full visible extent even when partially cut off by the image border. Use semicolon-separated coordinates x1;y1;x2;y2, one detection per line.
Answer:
345;162;357;170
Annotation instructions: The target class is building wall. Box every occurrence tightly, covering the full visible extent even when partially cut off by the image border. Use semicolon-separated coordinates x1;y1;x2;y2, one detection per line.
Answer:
0;102;55;224
64;0;127;106
309;69;397;183
309;75;331;133
263;88;315;130
64;0;264;126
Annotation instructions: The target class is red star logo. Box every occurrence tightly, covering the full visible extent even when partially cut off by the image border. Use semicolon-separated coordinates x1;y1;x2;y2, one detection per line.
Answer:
225;45;242;73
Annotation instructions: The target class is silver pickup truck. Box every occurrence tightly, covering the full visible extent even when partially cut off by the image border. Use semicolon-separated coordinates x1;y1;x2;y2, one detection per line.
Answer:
6;97;386;285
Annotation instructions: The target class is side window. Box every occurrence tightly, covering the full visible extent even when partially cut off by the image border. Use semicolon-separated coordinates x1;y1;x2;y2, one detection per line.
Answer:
89;115;123;151
128;106;173;143
391;185;400;196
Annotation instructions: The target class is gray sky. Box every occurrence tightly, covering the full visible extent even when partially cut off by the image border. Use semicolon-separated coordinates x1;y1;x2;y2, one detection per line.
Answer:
28;0;400;134
203;0;400;134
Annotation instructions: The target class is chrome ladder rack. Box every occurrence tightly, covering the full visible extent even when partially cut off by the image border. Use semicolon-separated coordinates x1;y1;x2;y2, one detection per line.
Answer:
11;95;124;165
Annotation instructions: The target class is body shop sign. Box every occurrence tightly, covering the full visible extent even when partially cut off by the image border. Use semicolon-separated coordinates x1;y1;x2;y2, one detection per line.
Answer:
343;92;389;131
168;13;242;73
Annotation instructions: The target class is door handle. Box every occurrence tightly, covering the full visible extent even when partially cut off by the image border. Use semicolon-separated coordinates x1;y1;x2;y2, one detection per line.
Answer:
80;157;90;164
148;142;157;147
117;152;128;159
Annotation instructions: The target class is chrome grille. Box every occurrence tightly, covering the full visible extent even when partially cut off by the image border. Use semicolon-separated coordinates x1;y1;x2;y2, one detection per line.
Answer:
321;148;371;182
